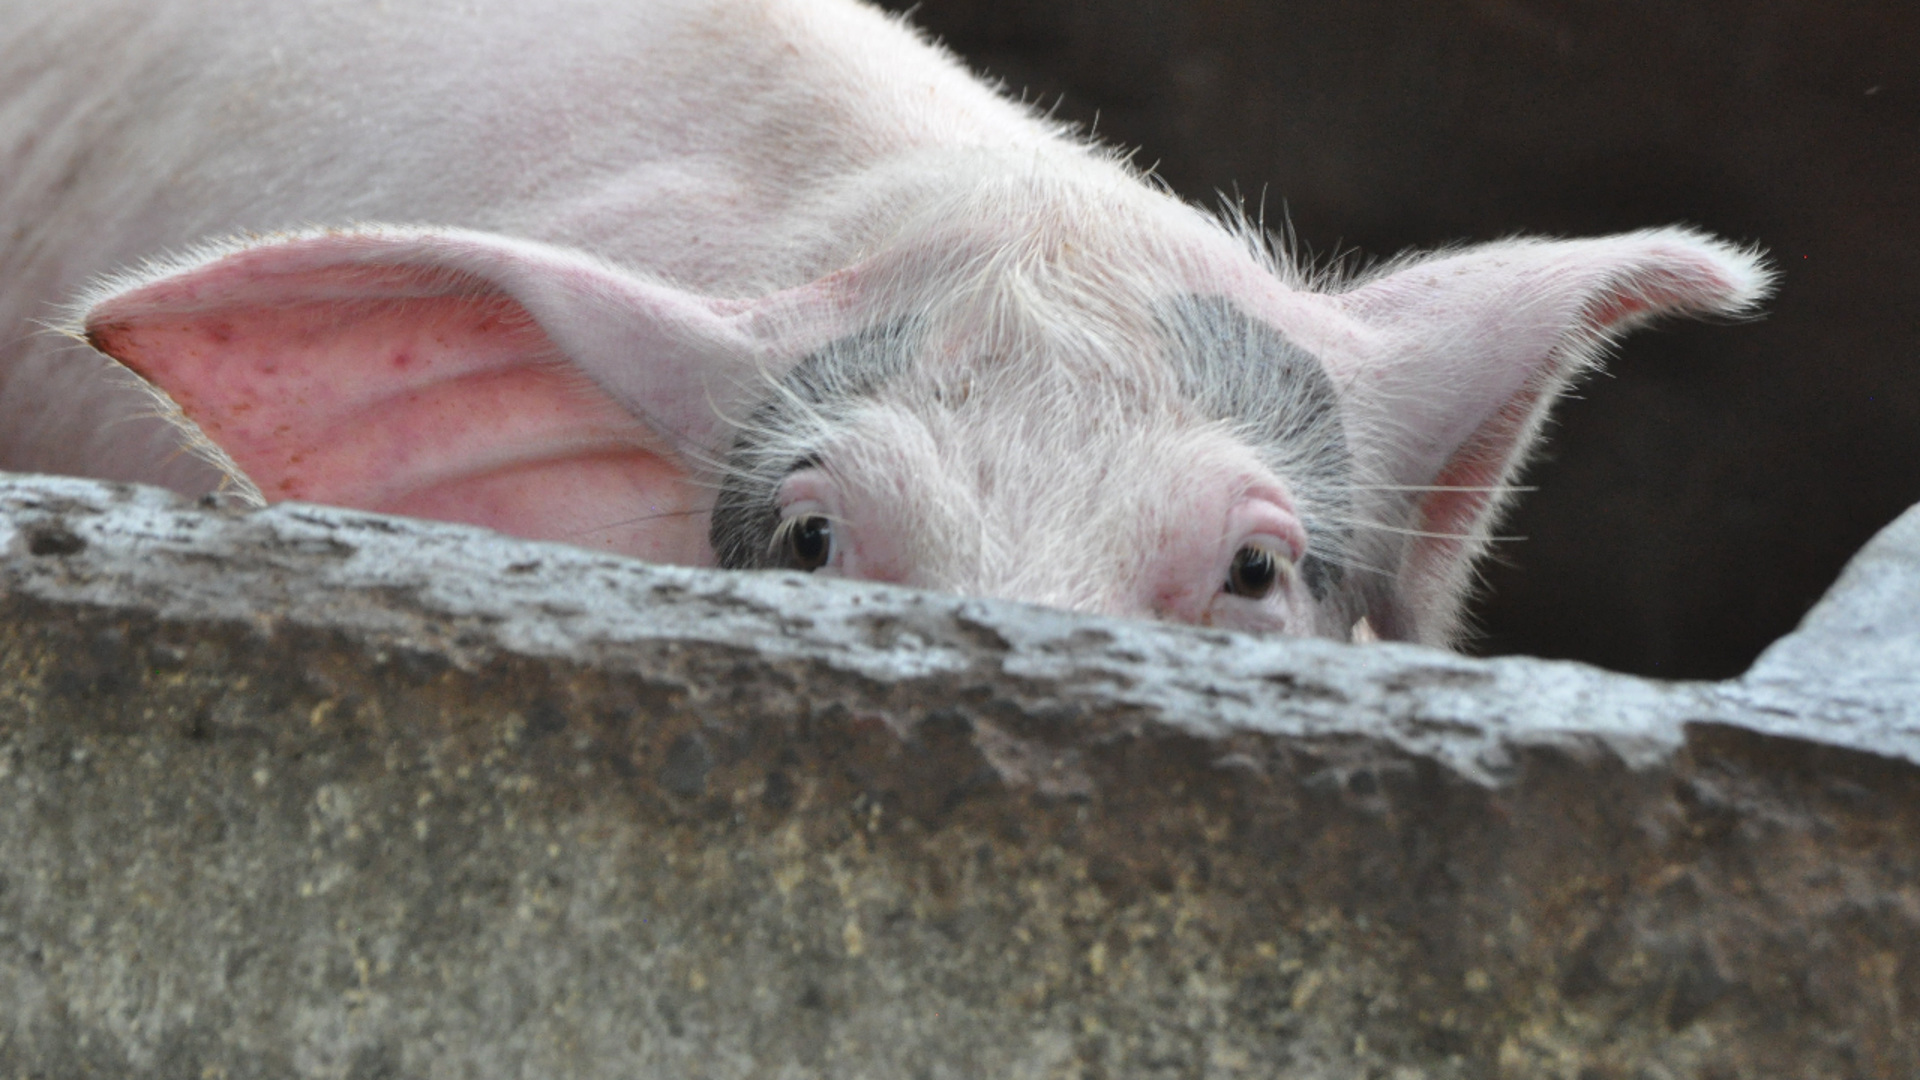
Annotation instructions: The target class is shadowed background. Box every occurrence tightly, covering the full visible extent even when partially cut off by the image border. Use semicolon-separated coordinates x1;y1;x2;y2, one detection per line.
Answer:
881;0;1920;678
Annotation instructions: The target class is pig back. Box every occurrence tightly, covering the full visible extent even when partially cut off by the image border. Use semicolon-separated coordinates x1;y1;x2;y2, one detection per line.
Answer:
0;0;1070;488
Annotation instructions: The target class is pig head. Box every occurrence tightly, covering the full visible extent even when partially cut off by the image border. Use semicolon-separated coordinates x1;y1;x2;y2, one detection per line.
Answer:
73;202;1770;646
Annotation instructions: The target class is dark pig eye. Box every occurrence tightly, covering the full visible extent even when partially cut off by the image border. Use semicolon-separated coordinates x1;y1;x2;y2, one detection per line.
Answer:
1225;544;1287;599
781;514;834;571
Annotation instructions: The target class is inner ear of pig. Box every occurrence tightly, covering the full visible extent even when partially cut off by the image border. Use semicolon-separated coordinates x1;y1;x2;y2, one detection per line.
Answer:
1306;227;1771;645
75;225;846;563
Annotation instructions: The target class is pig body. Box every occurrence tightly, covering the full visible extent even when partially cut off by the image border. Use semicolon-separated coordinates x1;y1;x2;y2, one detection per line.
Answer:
1;0;1047;487
0;0;1771;644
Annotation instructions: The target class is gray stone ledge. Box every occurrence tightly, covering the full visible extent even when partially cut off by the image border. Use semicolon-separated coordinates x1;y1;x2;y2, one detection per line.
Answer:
2;472;1917;1078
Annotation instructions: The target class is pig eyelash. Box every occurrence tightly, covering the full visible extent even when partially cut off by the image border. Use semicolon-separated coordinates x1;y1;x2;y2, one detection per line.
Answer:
563;507;707;539
1348;483;1538;495
1291;544;1393;586
1350;522;1520;543
766;508;843;571
766;509;840;545
1306;503;1516;547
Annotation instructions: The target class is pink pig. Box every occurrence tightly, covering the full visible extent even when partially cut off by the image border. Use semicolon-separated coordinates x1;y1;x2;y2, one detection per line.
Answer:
0;0;1770;645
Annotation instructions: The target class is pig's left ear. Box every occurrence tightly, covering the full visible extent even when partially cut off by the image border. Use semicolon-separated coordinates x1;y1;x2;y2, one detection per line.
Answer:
76;226;842;563
1322;227;1772;645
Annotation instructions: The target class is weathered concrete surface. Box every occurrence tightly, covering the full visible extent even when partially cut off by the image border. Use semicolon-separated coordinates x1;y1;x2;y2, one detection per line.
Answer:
1;472;1916;1079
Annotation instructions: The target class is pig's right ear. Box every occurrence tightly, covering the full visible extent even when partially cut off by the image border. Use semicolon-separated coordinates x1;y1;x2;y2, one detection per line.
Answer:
1310;227;1772;646
75;226;842;562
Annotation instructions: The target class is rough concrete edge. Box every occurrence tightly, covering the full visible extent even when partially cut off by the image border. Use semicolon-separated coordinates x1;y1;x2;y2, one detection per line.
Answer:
4;472;1917;781
1720;502;1920;748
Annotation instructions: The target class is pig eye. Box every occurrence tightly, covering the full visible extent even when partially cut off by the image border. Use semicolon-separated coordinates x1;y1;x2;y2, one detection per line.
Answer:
778;513;834;572
1224;543;1291;599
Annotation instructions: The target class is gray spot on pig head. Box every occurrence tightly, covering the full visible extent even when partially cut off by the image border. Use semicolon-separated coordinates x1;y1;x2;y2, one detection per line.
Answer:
709;322;916;570
1156;295;1353;601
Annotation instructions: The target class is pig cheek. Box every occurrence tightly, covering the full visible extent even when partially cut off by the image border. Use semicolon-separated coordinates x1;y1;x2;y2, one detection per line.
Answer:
1145;534;1229;624
1198;583;1310;635
1271;568;1324;634
1151;579;1216;625
1144;486;1253;624
1280;586;1321;637
836;513;913;586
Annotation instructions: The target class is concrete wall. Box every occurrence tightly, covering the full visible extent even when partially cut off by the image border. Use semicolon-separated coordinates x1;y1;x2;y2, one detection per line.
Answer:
3;473;1916;1078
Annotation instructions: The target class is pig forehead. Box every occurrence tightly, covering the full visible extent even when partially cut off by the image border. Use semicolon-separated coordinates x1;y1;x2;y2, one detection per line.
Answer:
905;295;1349;476
839;290;1335;387
723;289;1352;483
839;404;1273;512
761;291;1354;487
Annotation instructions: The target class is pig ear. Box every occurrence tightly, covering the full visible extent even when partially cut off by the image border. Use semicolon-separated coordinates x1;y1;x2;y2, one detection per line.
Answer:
75;226;840;563
1325;227;1773;645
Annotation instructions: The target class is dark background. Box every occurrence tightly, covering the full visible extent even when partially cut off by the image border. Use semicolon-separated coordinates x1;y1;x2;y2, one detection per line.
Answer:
880;0;1920;679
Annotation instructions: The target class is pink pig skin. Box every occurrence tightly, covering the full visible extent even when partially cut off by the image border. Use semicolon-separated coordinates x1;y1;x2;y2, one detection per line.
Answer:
1;0;1047;483
0;0;1771;644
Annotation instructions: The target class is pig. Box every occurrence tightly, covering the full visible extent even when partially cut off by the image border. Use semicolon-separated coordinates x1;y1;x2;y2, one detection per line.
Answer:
0;0;1771;646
